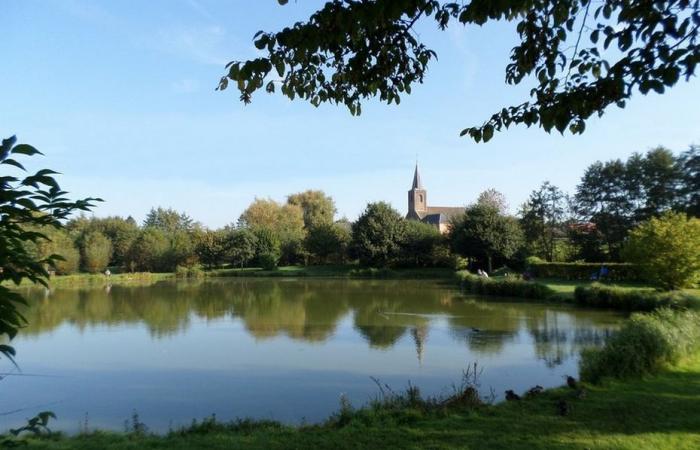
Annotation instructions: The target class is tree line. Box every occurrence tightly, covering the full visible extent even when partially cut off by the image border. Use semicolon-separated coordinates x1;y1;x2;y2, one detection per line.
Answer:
31;146;698;283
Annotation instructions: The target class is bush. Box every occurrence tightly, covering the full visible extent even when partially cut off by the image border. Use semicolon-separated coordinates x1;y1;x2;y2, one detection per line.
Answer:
455;271;555;299
528;261;642;282
258;252;279;270
580;309;700;383
574;284;696;311
622;212;700;289
175;265;204;279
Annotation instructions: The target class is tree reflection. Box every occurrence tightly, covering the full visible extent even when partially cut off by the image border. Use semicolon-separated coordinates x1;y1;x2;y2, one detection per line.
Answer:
17;279;620;365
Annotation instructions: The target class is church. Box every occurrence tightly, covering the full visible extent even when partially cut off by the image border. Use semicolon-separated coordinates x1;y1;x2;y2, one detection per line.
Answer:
406;165;464;233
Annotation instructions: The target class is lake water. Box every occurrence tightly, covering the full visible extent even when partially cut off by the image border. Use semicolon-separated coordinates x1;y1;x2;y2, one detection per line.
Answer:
1;278;622;432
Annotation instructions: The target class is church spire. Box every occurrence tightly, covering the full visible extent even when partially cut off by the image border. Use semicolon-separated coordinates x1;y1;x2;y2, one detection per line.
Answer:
411;164;423;190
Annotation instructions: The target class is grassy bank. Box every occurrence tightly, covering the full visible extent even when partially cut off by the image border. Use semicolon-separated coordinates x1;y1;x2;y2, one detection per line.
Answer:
15;352;700;449
7;272;173;288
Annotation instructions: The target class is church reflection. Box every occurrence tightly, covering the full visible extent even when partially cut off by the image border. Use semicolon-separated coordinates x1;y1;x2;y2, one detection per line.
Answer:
16;278;621;367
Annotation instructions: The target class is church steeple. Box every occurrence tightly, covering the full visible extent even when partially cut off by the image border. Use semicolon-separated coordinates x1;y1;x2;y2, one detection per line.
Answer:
412;164;423;190
407;164;427;219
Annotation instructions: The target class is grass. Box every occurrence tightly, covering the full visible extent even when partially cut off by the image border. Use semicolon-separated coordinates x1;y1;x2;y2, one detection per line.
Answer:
15;354;700;449
7;272;173;288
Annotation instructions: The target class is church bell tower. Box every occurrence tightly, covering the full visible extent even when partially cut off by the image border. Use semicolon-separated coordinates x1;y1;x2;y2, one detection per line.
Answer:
407;164;427;219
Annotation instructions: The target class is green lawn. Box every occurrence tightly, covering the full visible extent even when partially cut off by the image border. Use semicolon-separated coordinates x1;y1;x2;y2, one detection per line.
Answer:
18;354;700;449
534;277;700;300
208;265;456;279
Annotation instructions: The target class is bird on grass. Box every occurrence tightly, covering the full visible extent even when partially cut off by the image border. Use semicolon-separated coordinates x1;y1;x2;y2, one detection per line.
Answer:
525;385;544;398
505;390;521;401
556;399;571;416
565;375;578;389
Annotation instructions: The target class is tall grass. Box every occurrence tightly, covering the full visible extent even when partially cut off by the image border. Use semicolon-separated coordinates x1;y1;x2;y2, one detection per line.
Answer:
455;272;555;300
580;309;700;383
574;283;697;311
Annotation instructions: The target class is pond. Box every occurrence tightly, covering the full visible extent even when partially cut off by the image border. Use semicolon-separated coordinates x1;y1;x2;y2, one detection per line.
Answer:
1;278;622;432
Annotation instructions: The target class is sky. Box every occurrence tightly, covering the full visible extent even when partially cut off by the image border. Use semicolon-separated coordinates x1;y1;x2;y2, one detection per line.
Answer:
3;0;699;228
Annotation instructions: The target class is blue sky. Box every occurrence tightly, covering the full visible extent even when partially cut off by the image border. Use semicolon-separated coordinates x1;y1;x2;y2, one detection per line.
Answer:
3;0;699;227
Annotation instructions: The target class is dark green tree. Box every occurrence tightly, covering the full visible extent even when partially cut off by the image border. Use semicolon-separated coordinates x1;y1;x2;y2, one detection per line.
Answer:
676;145;699;216
450;203;524;272
304;222;351;264
253;226;282;269
351;202;405;267
520;181;568;261
227;228;259;268
127;228;170;272
399;220;446;267
1;136;98;361
219;0;700;141
195;229;229;269
144;207;195;233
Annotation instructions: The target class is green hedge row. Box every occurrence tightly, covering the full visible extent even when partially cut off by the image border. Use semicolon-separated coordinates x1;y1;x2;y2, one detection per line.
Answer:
455;272;555;300
580;309;700;383
529;262;642;282
574;284;696;311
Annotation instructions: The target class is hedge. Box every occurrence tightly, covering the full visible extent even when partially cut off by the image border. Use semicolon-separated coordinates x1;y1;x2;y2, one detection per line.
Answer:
574;284;697;311
529;262;642;282
580;309;700;383
455;271;555;300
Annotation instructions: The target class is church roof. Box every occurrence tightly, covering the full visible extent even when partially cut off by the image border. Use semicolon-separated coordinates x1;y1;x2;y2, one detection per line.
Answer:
419;207;465;224
411;164;423;190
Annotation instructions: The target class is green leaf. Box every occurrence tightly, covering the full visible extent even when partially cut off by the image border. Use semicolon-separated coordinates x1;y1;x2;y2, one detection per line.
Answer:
11;144;42;156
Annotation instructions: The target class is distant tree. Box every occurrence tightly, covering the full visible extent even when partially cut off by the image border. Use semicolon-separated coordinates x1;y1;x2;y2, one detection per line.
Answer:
239;198;306;264
1;135;98;361
219;1;700;142
573;148;687;260
622;212;700;290
144;207;195;233
351;202;405;267
127;228;169;272
80;231;113;273
26;227;80;275
305;222;351;264
450;204;524;273
227;228;258;268
96;217;140;267
287;190;337;229
520;182;568;261
164;231;198;270
195;229;229;269
677;145;700;216
399;220;446;267
253;227;281;269
477;188;508;214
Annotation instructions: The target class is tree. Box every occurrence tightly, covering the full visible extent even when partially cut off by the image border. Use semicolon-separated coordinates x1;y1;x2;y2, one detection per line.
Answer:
1;136;98;361
227;228;258;268
677;145;700;216
80;231;113;273
144;207;195;233
165;230;198;270
477;189;509;214
399;220;446;267
304;222;351;264
351;202;405;267
26;227;80;275
449;203;524;273
520;182;568;261
253;227;282;269
218;1;700;142
287;190;337;229
239;198;306;264
127;228;169;272
195;229;229;269
573;149;687;260
68;216;139;268
622;212;700;289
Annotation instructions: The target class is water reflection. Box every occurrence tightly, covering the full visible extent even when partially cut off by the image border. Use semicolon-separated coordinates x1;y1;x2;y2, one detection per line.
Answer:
16;278;619;367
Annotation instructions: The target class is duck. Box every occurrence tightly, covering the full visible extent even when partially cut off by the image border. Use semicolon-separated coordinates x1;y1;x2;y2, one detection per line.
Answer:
505;390;521;401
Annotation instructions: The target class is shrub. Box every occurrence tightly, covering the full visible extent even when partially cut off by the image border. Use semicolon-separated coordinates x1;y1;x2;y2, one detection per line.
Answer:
574;284;696;311
528;261;643;281
580;309;700;383
81;231;113;273
174;265;204;279
622;212;700;289
455;271;555;299
258;252;279;270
